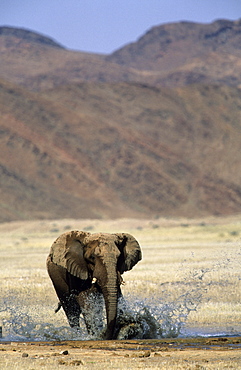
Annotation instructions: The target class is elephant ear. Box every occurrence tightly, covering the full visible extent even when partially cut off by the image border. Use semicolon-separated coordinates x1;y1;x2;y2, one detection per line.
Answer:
115;233;142;274
50;230;90;280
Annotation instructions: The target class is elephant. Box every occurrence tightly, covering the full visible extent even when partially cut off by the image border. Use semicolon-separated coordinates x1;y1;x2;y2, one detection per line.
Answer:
46;230;142;340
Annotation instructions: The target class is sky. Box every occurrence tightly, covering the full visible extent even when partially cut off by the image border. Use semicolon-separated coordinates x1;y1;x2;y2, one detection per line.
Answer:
1;0;241;54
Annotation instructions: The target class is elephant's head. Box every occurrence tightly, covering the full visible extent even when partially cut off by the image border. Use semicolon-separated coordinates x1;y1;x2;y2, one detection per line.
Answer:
50;230;142;339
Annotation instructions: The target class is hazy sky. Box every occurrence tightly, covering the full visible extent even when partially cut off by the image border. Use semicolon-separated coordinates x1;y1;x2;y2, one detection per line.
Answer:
1;1;240;54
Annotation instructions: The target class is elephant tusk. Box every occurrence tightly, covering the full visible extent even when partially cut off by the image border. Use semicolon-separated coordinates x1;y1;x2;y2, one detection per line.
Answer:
92;277;97;284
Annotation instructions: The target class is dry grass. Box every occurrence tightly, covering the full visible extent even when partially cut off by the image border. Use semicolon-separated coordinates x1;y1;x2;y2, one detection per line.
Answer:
0;216;241;334
0;216;241;368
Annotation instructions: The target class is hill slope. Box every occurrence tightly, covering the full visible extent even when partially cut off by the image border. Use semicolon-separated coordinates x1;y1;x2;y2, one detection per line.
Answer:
1;78;241;221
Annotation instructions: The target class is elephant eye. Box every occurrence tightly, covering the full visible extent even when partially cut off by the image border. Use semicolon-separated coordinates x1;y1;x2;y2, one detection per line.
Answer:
86;253;95;264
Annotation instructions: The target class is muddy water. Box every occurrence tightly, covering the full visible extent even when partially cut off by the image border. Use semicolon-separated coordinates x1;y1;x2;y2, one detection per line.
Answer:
2;337;241;347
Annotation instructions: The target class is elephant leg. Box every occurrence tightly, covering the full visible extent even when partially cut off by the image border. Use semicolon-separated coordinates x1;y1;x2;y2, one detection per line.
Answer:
47;259;81;328
60;294;81;328
76;288;104;337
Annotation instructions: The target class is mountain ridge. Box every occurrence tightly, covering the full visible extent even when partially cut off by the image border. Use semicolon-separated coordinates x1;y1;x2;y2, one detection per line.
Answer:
0;26;64;49
2;19;241;90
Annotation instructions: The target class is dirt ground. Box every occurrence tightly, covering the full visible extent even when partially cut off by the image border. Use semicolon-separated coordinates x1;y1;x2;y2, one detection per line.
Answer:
1;337;241;369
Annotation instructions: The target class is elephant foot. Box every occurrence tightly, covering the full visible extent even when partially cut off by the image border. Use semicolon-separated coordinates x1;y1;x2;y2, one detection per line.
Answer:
117;322;143;340
115;307;161;340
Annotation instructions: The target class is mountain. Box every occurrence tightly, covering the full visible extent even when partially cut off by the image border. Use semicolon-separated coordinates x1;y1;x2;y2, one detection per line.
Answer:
1;21;241;222
1;77;241;222
0;26;138;91
1;20;241;91
108;19;241;87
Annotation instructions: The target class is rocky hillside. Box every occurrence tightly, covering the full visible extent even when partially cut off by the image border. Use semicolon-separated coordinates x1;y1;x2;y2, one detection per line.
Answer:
108;19;241;87
1;20;241;222
0;27;137;91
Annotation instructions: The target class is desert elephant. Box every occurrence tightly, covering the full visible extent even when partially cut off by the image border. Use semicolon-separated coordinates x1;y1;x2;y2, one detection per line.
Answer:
46;230;142;339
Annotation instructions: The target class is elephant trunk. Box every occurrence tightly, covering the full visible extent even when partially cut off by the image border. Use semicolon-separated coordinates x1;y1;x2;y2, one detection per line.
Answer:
103;285;118;339
100;264;119;339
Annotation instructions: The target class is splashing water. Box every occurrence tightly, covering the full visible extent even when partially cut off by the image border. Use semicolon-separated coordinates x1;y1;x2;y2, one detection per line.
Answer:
0;270;208;342
117;273;206;340
0;296;195;342
0;303;87;342
0;253;239;341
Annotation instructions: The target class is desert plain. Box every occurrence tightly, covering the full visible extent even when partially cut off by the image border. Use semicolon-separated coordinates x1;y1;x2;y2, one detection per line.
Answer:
0;215;241;369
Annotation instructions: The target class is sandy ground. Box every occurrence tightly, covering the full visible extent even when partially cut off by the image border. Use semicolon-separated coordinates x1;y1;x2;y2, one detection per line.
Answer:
1;337;241;369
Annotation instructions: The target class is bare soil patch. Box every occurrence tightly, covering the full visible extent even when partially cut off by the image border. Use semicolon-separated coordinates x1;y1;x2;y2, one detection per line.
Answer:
1;337;241;369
